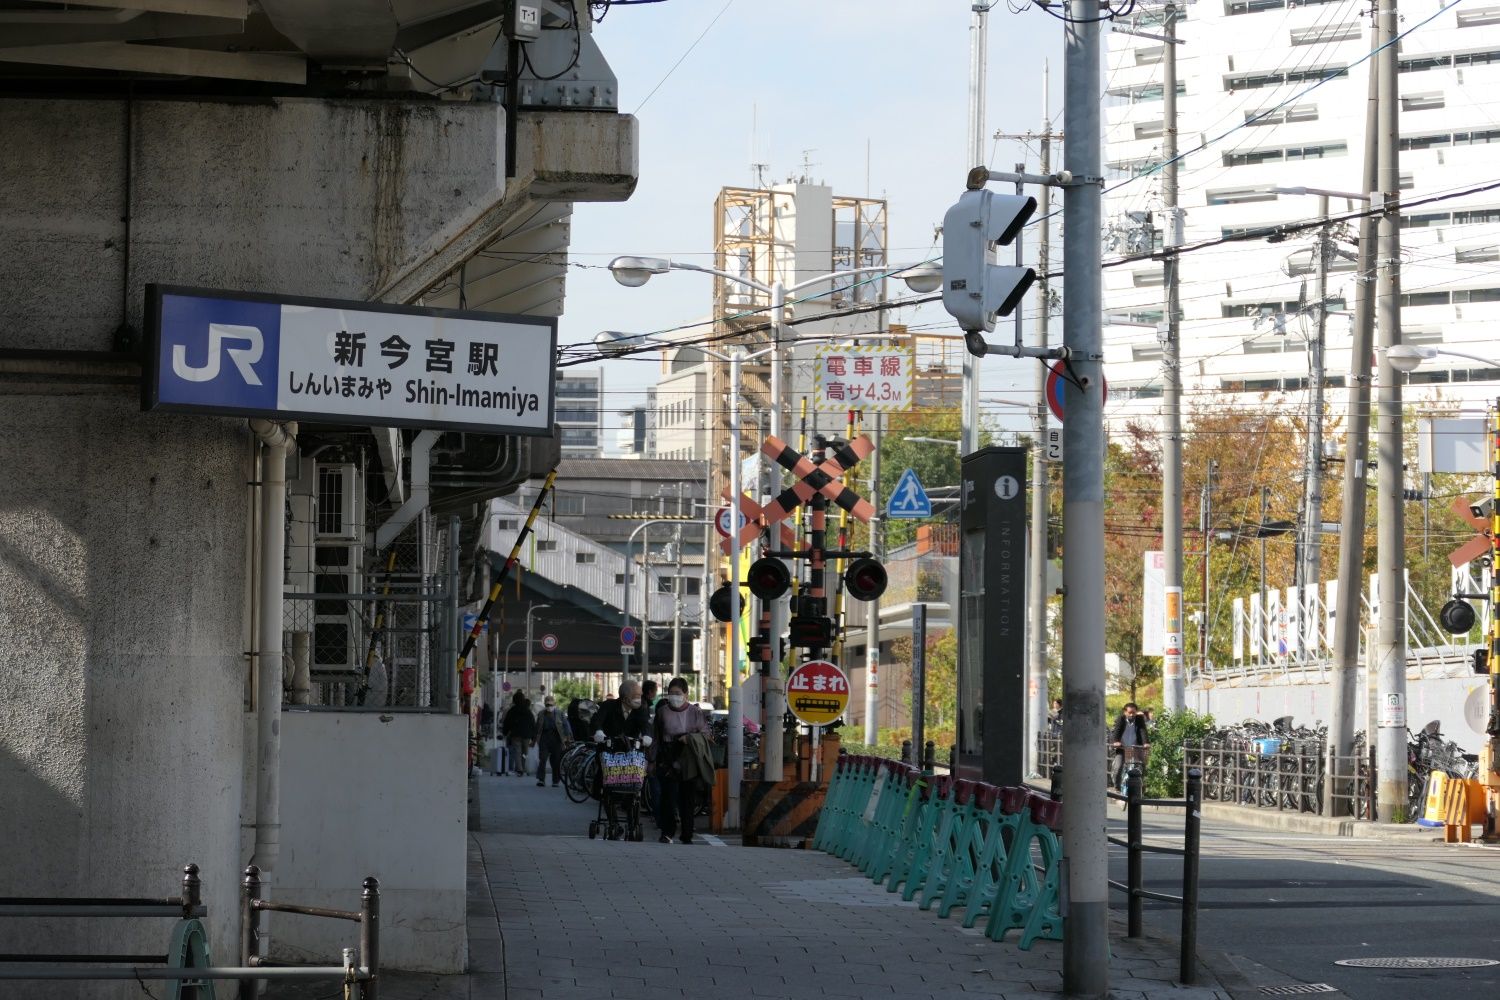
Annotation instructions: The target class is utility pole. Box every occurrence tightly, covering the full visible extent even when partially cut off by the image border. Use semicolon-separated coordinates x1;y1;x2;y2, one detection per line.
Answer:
1032;69;1057;776
672;489;685;676
1160;2;1186;714
1373;0;1407;821
993;67;1062;776
864;411;883;744
1329;45;1381;805
1259;486;1270;609
1061;0;1109;988
1297;196;1331;601
1199;461;1217;677
765;282;789;782
961;1;988;455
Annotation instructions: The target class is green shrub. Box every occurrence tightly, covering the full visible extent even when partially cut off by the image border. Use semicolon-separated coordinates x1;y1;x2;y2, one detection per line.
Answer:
1144;709;1216;798
839;740;906;761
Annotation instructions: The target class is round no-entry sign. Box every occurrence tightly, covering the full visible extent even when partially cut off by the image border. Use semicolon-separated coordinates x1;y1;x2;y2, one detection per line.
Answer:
540;634;558;652
715;505;748;538
786;659;851;727
620;625;637;646
1044;361;1108;424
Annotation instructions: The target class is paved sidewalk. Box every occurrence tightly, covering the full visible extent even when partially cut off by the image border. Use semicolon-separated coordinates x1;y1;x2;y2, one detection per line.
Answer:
270;770;1231;1000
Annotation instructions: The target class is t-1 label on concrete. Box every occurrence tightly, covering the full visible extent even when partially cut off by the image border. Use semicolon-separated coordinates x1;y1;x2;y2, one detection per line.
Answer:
144;285;556;435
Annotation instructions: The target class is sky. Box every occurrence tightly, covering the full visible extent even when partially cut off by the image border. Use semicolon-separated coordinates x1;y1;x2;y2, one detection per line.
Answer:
560;0;1068;451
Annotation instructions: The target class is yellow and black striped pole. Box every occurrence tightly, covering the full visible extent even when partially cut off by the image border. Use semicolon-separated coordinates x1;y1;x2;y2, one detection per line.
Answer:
457;468;558;674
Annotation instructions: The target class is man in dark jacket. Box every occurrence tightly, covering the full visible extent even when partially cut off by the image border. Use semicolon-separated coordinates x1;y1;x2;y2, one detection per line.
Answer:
590;680;651;838
1110;702;1150;790
591;680;650;742
501;692;536;777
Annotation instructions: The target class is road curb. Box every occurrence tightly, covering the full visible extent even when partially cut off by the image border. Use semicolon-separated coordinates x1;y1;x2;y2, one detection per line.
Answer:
1122;797;1445;840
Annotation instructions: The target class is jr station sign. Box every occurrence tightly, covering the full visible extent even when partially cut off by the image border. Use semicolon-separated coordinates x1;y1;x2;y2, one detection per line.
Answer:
143;285;556;435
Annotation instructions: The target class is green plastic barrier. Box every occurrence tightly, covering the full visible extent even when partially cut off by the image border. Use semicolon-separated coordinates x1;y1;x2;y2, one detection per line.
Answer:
167;917;215;1000
814;761;1066;951
957;785;1030;928
985;793;1066;948
917;778;978;911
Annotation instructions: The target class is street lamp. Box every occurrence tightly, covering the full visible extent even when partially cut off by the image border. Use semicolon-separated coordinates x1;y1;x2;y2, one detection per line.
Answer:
524;604;551;699
902;436;961;450
1386;344;1500;373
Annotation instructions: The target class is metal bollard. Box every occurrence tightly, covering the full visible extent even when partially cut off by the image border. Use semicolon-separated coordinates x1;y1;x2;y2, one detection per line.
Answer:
922;740;936;772
180;864;203;1000
360;876;380;1000
900;740;912;765
1180;768;1202;985
240;865;262;1000
181;863;201;917
1125;769;1143;938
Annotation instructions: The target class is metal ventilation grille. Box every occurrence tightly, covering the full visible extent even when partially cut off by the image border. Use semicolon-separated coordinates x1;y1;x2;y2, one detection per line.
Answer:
1258;986;1339;996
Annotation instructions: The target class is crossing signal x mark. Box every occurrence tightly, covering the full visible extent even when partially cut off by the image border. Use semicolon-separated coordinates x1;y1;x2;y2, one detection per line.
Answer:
719;490;798;554
761;434;875;525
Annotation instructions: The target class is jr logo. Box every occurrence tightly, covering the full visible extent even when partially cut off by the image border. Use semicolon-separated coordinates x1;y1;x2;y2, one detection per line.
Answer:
172;323;265;385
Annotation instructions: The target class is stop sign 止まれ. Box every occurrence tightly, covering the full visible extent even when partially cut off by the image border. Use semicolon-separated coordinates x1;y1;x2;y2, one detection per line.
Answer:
786;660;850;727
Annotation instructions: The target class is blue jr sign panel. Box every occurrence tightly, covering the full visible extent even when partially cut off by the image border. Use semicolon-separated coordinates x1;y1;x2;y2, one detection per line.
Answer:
144;285;556;435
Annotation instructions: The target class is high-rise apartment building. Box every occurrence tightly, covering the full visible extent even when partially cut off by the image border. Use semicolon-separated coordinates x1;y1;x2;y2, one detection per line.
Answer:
1102;4;1500;421
555;368;604;458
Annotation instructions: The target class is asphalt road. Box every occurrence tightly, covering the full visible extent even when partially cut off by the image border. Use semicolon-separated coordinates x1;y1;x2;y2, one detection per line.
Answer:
1108;810;1500;1000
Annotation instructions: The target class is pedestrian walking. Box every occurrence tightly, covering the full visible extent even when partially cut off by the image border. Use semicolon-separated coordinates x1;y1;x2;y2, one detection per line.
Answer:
592;680;652;837
535;695;571;787
501;692;536;777
1110;702;1150;790
651;676;711;844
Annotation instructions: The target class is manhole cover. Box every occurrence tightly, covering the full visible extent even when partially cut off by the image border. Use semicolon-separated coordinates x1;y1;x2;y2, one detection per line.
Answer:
1334;958;1500;970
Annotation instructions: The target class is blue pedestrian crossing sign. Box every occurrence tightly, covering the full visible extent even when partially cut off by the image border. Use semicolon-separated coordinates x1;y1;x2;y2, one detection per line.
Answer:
887;468;933;519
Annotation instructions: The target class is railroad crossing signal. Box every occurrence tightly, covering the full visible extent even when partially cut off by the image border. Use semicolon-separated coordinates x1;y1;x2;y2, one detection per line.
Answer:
760;434;876;524
1449;495;1494;568
719;490;798;554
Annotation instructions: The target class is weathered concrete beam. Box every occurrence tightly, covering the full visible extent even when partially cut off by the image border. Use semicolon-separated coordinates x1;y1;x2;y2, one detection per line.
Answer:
374;110;637;306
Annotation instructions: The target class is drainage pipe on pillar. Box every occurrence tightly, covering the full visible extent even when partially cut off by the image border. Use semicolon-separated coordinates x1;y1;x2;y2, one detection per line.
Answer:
249;418;296;886
290;631;312;706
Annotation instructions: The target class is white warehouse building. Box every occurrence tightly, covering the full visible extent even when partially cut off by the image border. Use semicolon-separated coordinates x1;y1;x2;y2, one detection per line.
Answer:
1102;1;1500;424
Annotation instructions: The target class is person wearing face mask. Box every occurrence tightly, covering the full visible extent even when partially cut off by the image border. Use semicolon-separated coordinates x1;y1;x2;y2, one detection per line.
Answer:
590;680;652;839
534;695;571;787
591;679;650;743
652;676;711;844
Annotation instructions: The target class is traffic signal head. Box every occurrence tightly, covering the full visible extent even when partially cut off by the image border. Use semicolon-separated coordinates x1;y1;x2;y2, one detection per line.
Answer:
1440;598;1477;635
746;557;792;600
941;189;1039;334
1474;648;1490;675
843;557;888;602
708;583;737;623
788;616;834;648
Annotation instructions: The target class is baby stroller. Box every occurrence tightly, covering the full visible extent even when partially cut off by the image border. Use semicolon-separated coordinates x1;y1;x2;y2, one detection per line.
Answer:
588;736;646;842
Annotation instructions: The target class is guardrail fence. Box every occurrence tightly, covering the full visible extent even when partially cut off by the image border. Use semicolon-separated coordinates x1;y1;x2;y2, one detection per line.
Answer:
0;863;380;997
1107;767;1203;985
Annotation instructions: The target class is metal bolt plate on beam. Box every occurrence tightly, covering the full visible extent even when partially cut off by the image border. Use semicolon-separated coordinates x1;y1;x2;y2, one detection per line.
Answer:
1258;986;1339;996
1334;957;1499;969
